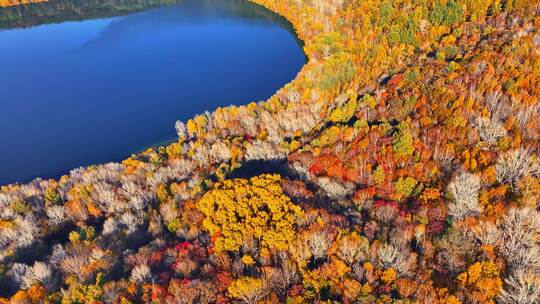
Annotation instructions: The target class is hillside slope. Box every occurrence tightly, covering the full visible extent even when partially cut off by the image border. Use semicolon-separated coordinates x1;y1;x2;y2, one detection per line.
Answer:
1;0;540;303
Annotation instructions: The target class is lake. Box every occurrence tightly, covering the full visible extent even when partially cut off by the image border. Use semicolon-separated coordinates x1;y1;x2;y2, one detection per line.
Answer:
0;0;305;185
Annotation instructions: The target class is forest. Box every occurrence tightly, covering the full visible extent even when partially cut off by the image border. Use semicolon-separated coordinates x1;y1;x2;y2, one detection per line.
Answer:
0;0;539;303
0;0;45;7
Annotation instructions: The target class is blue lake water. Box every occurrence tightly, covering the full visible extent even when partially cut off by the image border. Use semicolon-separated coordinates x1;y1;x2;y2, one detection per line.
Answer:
0;0;305;184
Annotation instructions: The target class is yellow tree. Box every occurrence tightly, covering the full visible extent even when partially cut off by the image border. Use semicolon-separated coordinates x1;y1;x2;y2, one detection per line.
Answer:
197;174;303;253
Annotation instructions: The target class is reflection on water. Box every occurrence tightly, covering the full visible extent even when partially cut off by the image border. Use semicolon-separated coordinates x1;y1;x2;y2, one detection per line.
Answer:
0;0;175;28
0;0;301;42
0;0;305;184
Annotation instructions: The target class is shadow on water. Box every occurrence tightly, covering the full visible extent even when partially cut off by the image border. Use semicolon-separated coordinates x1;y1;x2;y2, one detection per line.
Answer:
0;0;304;49
0;0;175;28
74;0;305;54
229;159;296;180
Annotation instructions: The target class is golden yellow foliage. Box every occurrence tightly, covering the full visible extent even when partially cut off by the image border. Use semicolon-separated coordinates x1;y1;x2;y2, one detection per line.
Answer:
437;288;462;304
228;276;266;303
27;285;46;303
380;268;397;284
420;187;441;203
457;261;502;303
186;114;208;137
329;95;357;123
61;273;104;304
197;174;303;252
241;255;256;266
343;278;361;299
10;290;29;303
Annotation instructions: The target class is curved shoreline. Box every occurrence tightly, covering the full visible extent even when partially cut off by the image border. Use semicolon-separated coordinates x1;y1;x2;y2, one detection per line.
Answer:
0;0;307;186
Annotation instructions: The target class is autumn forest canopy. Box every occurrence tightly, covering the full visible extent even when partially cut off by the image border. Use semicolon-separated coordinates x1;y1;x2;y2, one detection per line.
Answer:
1;0;540;303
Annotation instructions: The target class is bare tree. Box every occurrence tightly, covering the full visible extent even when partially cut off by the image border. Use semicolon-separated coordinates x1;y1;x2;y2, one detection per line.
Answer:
472;220;501;246
499;271;540;304
336;233;369;265
377;243;415;277
22;261;54;289
130;264;152;283
60;255;87;276
245;140;286;161
501;208;540;274
447;172;482;220
472;115;507;147
496;148;539;188
209;142;232;163
102;217;119;235
271;252;299;292
14;216;39;248
175;120;187;139
308;230;331;261
316;177;355;200
46;205;66;226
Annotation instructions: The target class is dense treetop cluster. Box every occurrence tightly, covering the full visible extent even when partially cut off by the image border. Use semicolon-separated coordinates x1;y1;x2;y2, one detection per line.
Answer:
0;0;44;7
1;0;540;303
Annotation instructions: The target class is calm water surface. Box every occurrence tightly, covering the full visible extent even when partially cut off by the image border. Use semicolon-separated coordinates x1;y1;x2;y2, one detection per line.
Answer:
0;0;305;184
